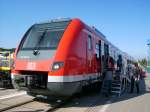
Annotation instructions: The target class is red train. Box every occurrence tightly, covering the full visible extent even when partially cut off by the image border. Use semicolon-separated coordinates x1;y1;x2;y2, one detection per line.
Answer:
11;18;134;96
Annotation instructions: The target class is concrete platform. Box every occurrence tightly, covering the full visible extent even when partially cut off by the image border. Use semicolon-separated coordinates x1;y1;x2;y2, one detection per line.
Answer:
0;88;32;111
0;88;24;96
0;88;27;100
0;95;34;111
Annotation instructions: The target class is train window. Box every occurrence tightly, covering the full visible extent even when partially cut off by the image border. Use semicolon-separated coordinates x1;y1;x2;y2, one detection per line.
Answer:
20;21;70;50
22;29;64;50
88;35;92;50
96;44;99;49
96;43;100;58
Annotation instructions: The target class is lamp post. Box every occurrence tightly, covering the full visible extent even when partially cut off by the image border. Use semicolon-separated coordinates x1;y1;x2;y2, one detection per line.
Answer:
147;39;150;73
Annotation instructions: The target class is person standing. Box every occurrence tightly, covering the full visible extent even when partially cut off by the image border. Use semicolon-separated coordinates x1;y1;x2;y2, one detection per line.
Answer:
134;66;140;93
130;68;135;93
130;64;140;94
117;55;123;73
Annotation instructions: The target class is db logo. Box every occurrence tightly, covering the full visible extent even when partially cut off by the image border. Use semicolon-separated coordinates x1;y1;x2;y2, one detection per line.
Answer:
27;62;36;70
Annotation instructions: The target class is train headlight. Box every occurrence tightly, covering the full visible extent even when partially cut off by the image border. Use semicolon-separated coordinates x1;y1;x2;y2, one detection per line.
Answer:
53;64;59;70
52;62;64;71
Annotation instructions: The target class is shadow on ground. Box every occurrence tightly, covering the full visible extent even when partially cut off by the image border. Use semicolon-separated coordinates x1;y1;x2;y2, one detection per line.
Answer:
48;76;150;110
5;76;150;112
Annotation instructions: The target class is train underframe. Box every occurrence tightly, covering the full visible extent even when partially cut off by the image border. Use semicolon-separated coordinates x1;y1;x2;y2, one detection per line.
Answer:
12;71;102;97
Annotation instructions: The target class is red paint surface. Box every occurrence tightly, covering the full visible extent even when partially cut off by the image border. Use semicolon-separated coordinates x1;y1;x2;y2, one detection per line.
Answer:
12;18;104;77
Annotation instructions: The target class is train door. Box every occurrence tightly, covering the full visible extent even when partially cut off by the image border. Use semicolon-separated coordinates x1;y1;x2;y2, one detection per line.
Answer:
98;40;102;73
87;35;93;73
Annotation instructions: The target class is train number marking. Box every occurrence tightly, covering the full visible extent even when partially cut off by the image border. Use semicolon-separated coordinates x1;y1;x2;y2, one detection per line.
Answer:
27;62;36;70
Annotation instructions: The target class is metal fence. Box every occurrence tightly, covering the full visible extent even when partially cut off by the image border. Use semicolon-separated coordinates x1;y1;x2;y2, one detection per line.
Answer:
0;51;13;71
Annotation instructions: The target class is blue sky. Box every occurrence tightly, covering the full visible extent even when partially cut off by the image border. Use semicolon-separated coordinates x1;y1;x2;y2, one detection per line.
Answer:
0;0;150;59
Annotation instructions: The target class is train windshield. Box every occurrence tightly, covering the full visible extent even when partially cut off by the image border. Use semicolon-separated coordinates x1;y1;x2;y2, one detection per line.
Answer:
20;21;70;50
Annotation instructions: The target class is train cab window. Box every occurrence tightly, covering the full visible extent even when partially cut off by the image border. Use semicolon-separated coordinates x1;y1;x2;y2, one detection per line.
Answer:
88;35;92;50
96;43;100;58
20;20;71;50
22;29;64;50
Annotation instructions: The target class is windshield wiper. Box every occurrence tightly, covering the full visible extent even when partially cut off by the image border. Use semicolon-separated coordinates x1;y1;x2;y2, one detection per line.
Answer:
37;30;47;45
33;30;47;56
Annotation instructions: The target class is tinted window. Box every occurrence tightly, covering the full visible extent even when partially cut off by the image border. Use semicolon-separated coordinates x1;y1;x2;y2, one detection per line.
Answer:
88;35;92;49
22;29;64;50
20;21;70;50
96;43;100;58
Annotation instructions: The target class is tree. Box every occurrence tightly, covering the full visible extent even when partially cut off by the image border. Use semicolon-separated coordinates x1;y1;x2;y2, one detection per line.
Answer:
138;58;147;68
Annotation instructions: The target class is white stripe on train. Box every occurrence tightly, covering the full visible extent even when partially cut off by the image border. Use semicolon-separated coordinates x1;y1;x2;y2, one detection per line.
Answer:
11;73;101;82
47;73;101;82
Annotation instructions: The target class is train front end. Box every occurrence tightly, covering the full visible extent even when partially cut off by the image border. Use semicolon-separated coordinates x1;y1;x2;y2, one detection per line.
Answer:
11;18;83;96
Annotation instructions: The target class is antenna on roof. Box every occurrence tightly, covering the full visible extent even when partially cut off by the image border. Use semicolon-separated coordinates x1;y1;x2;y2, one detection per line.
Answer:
50;17;71;22
91;26;106;38
36;17;71;24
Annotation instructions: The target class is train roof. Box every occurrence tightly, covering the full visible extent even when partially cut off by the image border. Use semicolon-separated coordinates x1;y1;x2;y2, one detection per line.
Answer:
35;18;72;25
84;20;135;61
34;18;135;62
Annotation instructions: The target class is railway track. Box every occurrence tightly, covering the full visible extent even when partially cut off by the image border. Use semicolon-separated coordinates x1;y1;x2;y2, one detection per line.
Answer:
1;90;96;112
0;87;102;112
1;95;73;112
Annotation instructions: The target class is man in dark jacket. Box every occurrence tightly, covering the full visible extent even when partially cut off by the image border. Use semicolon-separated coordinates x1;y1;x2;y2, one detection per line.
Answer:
117;55;123;73
130;65;140;94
